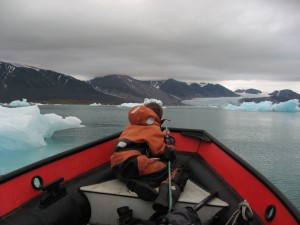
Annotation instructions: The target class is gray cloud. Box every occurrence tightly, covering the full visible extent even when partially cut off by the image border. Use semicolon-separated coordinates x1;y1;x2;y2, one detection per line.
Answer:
0;0;300;92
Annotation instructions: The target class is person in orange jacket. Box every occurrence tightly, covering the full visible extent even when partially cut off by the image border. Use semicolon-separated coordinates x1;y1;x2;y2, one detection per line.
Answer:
111;102;189;214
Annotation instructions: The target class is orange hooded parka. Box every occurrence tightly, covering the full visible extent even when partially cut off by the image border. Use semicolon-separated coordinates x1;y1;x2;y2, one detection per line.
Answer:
110;105;173;176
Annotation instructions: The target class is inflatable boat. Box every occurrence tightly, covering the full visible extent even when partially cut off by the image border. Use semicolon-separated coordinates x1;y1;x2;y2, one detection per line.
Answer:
1;128;299;225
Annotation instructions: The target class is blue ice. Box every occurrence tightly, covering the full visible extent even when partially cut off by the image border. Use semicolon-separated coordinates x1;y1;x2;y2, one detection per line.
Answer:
2;98;32;107
0;105;84;151
224;99;300;112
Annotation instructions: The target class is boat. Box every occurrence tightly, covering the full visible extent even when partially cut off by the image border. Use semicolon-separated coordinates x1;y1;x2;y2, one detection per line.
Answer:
0;128;299;225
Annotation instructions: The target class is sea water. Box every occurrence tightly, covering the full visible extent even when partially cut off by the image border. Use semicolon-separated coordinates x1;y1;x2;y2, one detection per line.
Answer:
0;100;299;210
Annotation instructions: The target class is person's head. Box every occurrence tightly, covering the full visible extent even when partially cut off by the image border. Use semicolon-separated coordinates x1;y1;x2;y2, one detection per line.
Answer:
145;102;163;119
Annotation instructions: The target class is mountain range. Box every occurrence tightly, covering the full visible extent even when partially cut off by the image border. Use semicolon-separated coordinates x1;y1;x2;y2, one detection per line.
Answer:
1;61;299;105
0;62;125;104
240;89;300;103
88;75;239;105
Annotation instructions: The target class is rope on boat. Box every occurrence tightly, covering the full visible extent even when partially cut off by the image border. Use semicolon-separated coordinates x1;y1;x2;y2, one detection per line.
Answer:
168;161;172;213
225;200;254;225
164;125;173;213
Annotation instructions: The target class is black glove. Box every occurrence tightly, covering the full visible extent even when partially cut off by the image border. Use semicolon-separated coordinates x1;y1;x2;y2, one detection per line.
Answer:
161;145;176;162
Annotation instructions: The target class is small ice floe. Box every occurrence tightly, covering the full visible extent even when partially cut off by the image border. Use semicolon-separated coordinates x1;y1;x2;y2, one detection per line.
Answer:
118;98;163;108
8;99;32;107
0;105;84;150
89;103;102;106
224;99;300;112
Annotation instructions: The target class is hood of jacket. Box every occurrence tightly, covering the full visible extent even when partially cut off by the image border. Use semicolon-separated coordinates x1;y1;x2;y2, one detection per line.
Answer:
128;105;161;126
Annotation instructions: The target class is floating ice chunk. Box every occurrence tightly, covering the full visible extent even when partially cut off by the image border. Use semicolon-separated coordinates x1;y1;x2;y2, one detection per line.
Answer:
118;98;163;108
273;99;300;112
41;113;84;138
224;101;273;111
118;103;140;108
143;98;163;106
9;99;31;107
224;99;300;112
0;105;84;150
89;103;102;106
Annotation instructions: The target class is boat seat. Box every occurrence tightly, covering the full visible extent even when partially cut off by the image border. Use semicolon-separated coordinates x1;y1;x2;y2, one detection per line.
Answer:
80;179;228;225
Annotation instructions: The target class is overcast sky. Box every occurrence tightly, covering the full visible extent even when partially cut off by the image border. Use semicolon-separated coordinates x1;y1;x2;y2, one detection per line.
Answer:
1;0;300;93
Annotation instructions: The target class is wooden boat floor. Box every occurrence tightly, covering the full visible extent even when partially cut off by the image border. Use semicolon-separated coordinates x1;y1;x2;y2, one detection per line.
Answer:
81;179;228;225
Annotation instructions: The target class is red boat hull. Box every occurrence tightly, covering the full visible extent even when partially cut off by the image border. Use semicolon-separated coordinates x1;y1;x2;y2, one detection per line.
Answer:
0;129;299;225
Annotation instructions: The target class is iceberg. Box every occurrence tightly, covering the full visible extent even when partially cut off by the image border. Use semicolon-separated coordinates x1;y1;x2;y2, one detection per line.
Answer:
224;99;300;112
143;98;163;106
118;102;140;108
118;98;163;108
7;99;31;107
0;105;84;150
89;103;102;106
